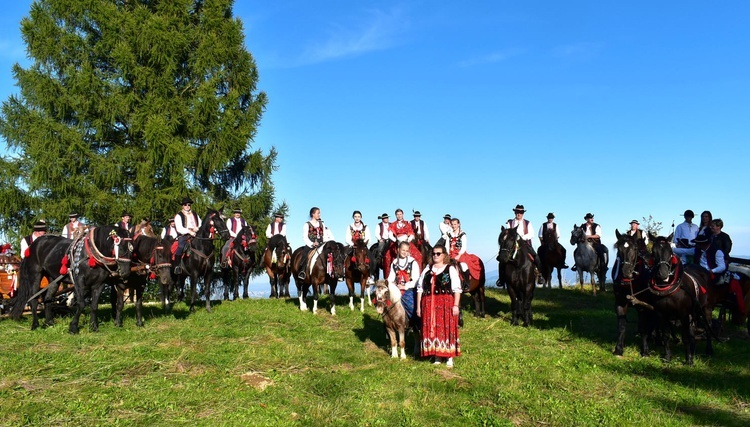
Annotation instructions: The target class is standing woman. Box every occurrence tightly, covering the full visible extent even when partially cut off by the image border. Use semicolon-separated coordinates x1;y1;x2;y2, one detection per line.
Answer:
416;244;461;367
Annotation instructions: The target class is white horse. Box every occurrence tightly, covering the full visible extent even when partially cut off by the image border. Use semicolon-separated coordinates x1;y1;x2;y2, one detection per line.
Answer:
373;280;410;359
570;225;608;295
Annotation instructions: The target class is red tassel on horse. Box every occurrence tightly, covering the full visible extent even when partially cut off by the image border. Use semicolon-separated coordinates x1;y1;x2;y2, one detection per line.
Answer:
149;272;156;280
59;254;70;275
24;248;31;258
89;257;97;268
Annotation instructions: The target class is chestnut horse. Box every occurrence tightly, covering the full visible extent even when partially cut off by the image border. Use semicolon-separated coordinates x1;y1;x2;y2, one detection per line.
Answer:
263;234;292;298
344;239;372;312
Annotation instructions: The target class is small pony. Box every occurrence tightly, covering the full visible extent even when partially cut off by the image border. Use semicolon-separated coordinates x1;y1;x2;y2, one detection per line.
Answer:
373;280;412;359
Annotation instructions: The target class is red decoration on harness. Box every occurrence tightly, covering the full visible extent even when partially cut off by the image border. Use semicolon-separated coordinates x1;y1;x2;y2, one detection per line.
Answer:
60;254;69;275
386;300;392;306
89;256;97;268
24;247;31;258
351;256;357;262
365;258;370;264
149;272;156;280
671;255;678;265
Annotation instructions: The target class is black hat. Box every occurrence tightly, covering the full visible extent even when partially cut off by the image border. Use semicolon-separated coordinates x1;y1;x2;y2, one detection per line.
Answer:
443;214;451;219
377;213;389;220
683;209;695;218
122;211;132;218
33;220;48;232
69;212;79;219
584;213;594;220
413;210;421;217
629;219;639;225
513;204;526;213
168;218;175;223
181;197;193;205
693;234;710;244
547;212;555;219
274;212;284;218
233;208;242;214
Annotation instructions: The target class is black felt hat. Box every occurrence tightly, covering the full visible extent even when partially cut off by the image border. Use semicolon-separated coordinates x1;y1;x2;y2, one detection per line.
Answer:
513;204;526;213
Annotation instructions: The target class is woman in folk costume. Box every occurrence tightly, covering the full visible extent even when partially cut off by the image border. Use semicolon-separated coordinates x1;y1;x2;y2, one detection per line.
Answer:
387;241;421;320
444;217;482;292
383;209;422;278
297;207;333;280
345;210;371;246
416;244;461;367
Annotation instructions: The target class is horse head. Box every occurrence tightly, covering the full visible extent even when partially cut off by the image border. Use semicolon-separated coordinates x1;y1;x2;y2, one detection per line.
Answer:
104;226;134;279
202;208;230;240
238;225;259;255
650;232;677;282
497;226;520;264
570;225;585;246
373;279;401;315
351;239;370;274
614;229;639;281
541;227;558;249
153;238;174;286
268;234;291;270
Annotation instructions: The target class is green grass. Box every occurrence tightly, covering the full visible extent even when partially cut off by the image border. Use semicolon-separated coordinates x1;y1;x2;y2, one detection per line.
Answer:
1;287;749;426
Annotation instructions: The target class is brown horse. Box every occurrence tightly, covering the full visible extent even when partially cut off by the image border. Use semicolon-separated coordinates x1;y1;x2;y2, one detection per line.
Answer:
344;239;372;312
538;228;566;288
373;280;419;359
263;234;292;298
291;241;346;314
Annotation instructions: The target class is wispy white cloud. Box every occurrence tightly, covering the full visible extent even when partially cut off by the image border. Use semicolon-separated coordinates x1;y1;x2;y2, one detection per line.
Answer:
297;7;409;66
458;48;525;68
552;42;603;60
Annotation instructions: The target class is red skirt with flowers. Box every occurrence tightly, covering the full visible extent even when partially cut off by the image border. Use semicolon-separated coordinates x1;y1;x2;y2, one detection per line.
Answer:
420;293;460;358
456;252;482;280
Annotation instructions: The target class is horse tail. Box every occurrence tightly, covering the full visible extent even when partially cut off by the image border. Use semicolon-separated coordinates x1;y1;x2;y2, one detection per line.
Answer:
10;257;35;320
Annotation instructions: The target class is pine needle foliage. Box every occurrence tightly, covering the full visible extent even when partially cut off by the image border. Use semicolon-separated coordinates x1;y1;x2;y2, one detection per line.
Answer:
0;0;275;243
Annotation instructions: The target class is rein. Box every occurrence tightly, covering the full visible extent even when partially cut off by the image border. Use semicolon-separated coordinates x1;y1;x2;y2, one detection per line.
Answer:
649;257;681;296
85;227;132;276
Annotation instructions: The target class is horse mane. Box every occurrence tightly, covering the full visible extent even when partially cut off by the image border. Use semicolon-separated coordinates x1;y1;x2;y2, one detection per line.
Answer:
133;220;156;238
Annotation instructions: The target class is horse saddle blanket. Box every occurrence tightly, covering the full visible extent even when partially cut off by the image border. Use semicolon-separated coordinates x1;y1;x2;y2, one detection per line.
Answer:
729;263;750;279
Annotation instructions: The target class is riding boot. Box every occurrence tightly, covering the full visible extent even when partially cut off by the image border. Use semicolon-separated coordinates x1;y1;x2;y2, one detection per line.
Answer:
534;257;545;285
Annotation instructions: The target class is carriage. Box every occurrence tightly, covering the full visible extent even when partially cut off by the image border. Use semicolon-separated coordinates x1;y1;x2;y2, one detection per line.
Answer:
0;252;52;314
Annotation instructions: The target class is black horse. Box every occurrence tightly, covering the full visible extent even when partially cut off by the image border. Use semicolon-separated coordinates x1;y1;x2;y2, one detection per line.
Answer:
369;239;391;281
221;225;259;301
611;229;656;356
538;228;566;288
497;226;536;326
174;208;230;313
648;233;712;365
263;234;292;298
291;241;346;314
11;226;133;333
115;234;174;325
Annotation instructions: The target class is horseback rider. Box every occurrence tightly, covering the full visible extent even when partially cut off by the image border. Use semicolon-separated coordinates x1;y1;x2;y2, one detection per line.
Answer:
345;210;375;285
373;212;390;265
673;209;698;264
445;217;482;292
161;218;178;239
116;211;132;235
297;207;334;280
61;212;82;239
221;208;248;268
385;209;422;277
439;214;452;236
265;212;286;239
538;212;569;268
626;219;649;253
505;204;545;285
387;241;421;320
708;219;732;267
575;213;607;273
410;210;430;245
173;197;201;274
20;220;47;259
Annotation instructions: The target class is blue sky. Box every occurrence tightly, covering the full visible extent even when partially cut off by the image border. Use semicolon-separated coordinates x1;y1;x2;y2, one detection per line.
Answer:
2;1;750;277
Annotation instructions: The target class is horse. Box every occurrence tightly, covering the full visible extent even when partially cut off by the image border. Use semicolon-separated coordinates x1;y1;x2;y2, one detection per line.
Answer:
373;279;419;359
611;229;657;356
11;226;133;333
570;224;608;295
414;237;432;270
290;241;346;314
538;228;566;288
221;225;259;301
649;233;712;365
113;233;174;326
174;208;230;313
369;239;391;281
497;226;536;326
687;260;750;339
263;234;292;298
344;239;372;312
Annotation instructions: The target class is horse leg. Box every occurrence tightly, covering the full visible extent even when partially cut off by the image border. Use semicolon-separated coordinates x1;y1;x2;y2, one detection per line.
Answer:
89;285;104;332
398;324;407;359
242;269;250;299
557;267;563;289
386;324;398;358
329;280;337;316
188;275;197;313
346;278;355;311
222;268;230;301
507;288;519;326
68;286;85;334
298;281;308;311
204;270;213;313
682;315;695;366
113;285;125;327
591;274;597;297
659;319;672;363
135;285;144;327
614;304;627;356
312;283;319;314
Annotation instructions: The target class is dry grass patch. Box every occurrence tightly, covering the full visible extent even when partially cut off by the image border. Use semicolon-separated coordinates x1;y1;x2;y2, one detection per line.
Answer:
241;371;274;391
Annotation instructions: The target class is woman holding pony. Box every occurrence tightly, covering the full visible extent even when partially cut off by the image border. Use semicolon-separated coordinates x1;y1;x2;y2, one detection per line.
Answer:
416;244;461;368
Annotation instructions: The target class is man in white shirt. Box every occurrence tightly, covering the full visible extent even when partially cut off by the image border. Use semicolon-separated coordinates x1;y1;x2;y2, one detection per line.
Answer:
161;218;178;239
265;212;286;238
505;204;544;285
410;211;430;244
673;209;699;264
222;208;248;267
173;197;201;274
61;212;82;239
20;220;47;258
538;212;568;269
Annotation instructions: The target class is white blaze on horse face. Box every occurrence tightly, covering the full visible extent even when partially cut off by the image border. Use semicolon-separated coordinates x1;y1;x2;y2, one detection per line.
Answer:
623;243;629;248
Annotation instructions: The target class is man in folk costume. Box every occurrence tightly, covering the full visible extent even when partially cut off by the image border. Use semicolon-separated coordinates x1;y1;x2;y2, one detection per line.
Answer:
173;197;201;274
265;212;286;239
538;212;568;268
373;213;391;266
436;214;452;246
673;209;699;264
626;219;649;253
21;220;48;259
505;204;545;285
387;241;421;320
575;213;607;274
410;210;430;245
61;212;82;239
116;211;132;235
384;209;422;278
221;208;249;268
298;207;333;280
445;217;482;292
161;218;179;239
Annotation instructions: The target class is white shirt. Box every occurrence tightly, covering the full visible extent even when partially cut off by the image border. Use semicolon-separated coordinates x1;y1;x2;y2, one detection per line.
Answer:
674;221;699;247
265;221;287;239
226;217;247;238
302;220;333;247
20;233;44;259
627;228;649;245
439;221;452;236
584;223;602;238
386;256;421;290
174;209;201;235
61;220;81;239
375;222;390;240
506;218;535;241
416;264;462;293
345;222;371;246
538;222;561;240
700;249;726;274
161;224;179;239
444;230;468;258
411;219;430;243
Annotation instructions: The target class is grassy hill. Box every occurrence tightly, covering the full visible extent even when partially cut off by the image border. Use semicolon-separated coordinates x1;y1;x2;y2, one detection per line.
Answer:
1;287;749;426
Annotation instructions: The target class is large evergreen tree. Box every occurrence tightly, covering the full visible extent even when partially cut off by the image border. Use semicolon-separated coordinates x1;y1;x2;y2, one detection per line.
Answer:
0;0;278;244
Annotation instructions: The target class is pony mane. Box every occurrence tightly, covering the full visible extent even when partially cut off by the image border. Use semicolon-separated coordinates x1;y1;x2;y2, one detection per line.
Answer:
387;282;402;304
